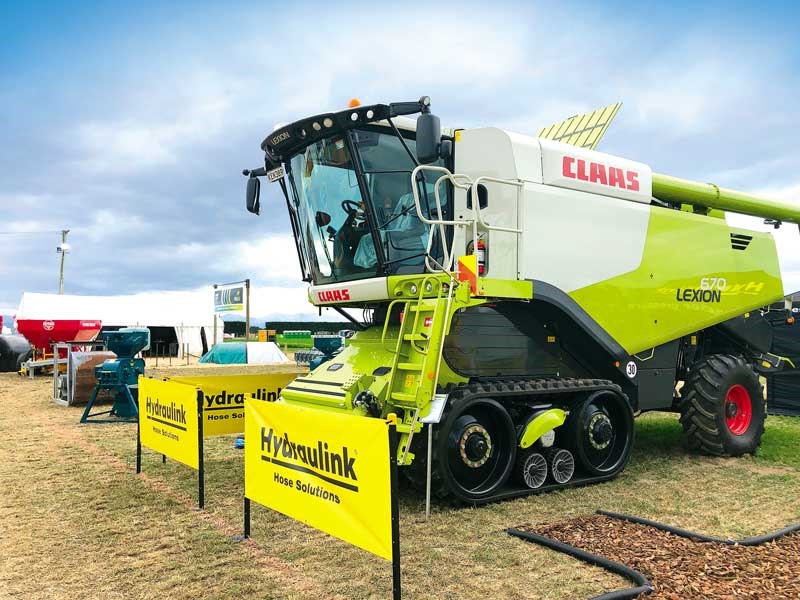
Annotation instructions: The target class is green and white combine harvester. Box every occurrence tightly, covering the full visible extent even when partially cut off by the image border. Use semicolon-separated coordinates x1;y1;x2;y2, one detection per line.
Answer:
243;97;800;503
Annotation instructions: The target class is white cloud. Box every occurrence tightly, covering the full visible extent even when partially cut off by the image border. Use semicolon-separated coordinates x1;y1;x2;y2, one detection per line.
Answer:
71;70;235;175
79;209;146;243
225;234;305;283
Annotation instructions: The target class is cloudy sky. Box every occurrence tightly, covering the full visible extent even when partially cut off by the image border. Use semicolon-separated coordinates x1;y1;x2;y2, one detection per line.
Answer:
2;0;800;321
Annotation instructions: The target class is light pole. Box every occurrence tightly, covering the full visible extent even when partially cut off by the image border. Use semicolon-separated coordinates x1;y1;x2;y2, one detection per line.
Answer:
57;229;70;294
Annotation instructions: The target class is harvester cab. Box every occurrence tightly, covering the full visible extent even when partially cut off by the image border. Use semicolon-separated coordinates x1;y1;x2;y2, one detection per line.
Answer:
244;97;800;503
80;327;150;424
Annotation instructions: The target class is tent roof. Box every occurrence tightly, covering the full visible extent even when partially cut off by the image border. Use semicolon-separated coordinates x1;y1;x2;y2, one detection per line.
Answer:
199;342;290;364
16;290;214;327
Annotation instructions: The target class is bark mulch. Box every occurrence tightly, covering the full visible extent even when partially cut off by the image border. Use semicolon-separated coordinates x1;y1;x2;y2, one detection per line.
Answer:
515;514;800;599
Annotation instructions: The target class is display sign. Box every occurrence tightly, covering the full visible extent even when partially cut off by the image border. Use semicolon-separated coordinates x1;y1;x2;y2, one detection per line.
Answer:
138;378;200;469
244;399;394;560
171;373;295;436
136;372;297;509
214;285;245;313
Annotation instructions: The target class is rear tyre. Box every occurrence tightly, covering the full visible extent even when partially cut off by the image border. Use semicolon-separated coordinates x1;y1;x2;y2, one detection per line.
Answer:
435;396;516;501
679;354;765;456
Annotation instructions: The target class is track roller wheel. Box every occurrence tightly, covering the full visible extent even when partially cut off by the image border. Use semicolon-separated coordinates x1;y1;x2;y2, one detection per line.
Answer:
435;396;516;501
566;389;634;477
546;448;575;484
517;449;548;489
679;354;765;456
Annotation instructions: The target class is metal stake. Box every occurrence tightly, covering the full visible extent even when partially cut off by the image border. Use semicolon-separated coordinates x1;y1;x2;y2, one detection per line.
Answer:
425;423;433;520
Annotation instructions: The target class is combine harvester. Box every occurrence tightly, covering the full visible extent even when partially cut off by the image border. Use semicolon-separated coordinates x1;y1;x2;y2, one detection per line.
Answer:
242;97;800;503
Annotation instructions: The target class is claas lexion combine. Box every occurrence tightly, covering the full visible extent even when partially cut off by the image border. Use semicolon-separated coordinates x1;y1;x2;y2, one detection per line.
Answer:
242;96;800;503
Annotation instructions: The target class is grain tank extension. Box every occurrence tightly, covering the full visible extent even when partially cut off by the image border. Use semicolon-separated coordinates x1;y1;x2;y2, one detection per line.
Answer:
243;97;800;502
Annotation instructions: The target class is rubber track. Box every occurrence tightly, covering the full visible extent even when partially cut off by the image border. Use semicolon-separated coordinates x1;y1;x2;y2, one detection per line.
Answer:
444;377;626;403
678;354;764;455
433;378;631;503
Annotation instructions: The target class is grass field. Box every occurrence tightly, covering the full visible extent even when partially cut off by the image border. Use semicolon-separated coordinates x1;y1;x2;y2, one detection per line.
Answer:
1;372;799;599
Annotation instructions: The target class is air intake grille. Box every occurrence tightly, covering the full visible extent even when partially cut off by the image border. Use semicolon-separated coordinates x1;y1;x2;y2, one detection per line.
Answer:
730;233;752;251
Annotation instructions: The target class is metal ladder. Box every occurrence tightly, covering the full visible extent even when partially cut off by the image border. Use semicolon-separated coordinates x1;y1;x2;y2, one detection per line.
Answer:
381;276;455;463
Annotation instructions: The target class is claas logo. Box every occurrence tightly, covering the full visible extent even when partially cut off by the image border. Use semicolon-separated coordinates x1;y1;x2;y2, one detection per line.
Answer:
562;156;639;191
317;289;351;302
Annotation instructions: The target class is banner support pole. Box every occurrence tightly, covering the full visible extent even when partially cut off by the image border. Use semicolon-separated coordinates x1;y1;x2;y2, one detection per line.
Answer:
388;421;401;600
244;497;251;539
197;390;205;510
136;421;142;474
245;278;251;342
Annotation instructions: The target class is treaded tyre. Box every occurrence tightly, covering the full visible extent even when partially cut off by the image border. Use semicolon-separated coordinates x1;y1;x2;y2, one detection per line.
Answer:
679;354;765;456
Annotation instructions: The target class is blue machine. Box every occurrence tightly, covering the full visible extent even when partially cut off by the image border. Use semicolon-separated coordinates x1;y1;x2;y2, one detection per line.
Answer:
308;334;344;370
80;327;150;423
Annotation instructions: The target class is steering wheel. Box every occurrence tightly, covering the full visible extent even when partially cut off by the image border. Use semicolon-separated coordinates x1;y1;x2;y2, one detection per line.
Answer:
341;200;363;217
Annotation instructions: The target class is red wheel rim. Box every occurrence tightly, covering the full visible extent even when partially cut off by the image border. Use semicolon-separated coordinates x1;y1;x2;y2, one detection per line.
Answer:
725;384;752;436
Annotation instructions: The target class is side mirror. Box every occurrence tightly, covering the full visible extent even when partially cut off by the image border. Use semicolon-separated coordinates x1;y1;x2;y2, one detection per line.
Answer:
246;177;261;215
416;112;441;164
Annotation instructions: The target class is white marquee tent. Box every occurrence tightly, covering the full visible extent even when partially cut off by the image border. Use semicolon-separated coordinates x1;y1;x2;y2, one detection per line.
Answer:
16;290;216;357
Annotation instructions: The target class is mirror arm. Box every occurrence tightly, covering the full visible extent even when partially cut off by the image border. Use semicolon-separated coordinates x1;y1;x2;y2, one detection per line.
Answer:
386;117;420;167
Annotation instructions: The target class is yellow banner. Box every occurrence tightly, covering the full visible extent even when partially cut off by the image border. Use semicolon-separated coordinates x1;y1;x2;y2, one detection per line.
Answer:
245;399;393;560
138;378;200;469
171;373;296;436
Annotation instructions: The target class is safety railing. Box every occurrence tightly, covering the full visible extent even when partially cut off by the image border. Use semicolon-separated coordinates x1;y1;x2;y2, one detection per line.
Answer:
409;165;525;275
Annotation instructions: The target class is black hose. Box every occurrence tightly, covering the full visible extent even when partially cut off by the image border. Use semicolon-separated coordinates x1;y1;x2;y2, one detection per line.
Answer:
596;510;800;546
506;528;653;600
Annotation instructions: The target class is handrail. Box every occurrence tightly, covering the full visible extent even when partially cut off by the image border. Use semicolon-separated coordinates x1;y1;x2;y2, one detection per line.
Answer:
469;176;524;233
381;298;409;353
410;165;474;272
408;165;526;274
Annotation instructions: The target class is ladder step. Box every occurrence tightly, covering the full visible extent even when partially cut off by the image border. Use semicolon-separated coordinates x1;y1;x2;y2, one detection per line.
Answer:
390;392;417;403
409;304;435;312
396;362;423;371
403;334;429;342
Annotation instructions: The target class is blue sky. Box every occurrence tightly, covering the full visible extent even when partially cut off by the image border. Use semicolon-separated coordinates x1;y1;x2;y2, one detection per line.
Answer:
2;0;800;320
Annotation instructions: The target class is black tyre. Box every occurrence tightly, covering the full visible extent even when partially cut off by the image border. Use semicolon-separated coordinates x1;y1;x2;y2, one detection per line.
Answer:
16;350;32;372
679;354;765;456
565;389;634;477
435;396;516;501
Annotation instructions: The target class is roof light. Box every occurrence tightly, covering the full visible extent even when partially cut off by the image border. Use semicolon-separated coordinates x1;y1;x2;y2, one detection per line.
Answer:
350;112;358;122
348;98;361;108
366;109;374;119
323;117;333;128
312;121;321;131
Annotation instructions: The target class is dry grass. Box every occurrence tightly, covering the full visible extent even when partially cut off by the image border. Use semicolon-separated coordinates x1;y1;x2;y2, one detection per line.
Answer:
1;373;799;599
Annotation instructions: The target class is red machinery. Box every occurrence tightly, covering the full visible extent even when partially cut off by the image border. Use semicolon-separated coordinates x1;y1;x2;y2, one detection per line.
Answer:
16;319;102;358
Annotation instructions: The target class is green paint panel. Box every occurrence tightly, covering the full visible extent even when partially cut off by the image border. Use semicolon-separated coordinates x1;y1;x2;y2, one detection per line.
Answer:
569;206;784;354
519;408;566;449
